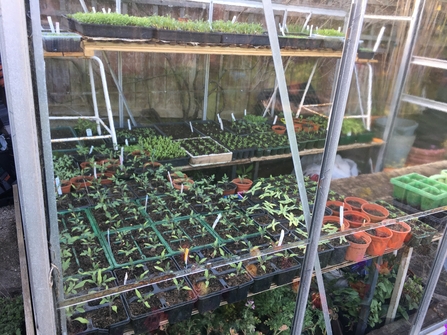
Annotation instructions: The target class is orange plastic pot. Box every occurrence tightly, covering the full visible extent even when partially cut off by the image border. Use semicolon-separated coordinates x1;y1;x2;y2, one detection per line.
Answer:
232;178;253;193
173;178;194;191
366;227;393;256
344;210;371;228
361;203;389;223
326;201;352;217
69;175;94;189
60;180;72;194
322;216;350;231
344;197;368;212
387;221;411;249
345;232;372;262
272;125;286;135
96;172;114;185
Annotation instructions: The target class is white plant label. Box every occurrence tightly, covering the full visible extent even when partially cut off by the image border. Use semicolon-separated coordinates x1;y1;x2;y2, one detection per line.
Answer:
123;272;128;286
102;8;106;13
219;119;224;131
273;115;278;125
217;114;222;123
107;229;110;247
277;229;285;247
189;122;194;133
128;119;131;130
168;171;173;185
55;177;62;195
244;109;247;116
89;145;94;154
125;139;129;146
339;206;344;231
338;27;341;32
86;128;92;137
108;8;111;13
310;25;313;36
55;22;60;34
212;213;222;229
231;113;236;122
232;15;237;23
92;7;96;13
47;16;55;33
145;195;148;212
93;163;97;179
180;184;184;194
120;147;124;163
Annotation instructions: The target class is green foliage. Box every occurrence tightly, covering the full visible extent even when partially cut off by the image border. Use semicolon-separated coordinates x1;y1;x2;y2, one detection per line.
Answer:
212;20;264;34
341;118;365;135
74;117;98;136
315;29;344;37
0;296;24;335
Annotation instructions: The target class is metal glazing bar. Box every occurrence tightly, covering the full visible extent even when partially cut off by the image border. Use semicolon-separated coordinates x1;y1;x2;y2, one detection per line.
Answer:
374;0;426;172
364;14;412;21
187;0;347;17
353;65;366;124
101;51;137;127
261;0;332;334
116;0;121;13
51;135;112;143
291;0;367;333
420;319;447;335
208;0;214;24
410;225;447;334
401;94;447;112
203;55;211;120
79;0;88;12
367;63;373;130
412;56;447;70
296;60;319;117
0;0;58;333
88;58;101;135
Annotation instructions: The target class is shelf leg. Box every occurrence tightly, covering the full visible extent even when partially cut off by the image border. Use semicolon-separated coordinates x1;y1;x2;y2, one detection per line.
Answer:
385;246;413;324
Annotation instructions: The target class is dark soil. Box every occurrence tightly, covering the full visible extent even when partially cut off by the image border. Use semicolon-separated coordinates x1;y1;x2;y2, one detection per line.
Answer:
367;229;390;238
388;223;407;232
364;208;386;217
156;123;200;139
346;235;367;244
345;214;365;223
253;214;272;226
346;200;363;209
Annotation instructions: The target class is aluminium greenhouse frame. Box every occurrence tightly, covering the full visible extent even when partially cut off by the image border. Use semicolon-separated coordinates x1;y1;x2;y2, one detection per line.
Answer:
1;0;447;334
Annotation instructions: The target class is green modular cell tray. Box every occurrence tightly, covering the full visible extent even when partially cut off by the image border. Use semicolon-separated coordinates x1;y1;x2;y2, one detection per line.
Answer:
390;175;412;201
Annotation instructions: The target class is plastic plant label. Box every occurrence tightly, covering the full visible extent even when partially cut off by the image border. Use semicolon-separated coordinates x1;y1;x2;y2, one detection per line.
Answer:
107;229;110;247
125;139;129;146
184;248;189;267
232;15;237;23
86;128;93;137
339;206;344;231
212;213;222;229
144;195;148;212
231;113;236;121
189;122;194;133
47;16;55;33
277;229;285;246
55;177;62;195
102;8;106;13
273;115;278;125
89;145;94;154
244;109;247;116
93;163;97;179
127;119;131;131
92;7;96;13
180;183;184;194
124;272;128;286
167;171;173;185
55;22;60;34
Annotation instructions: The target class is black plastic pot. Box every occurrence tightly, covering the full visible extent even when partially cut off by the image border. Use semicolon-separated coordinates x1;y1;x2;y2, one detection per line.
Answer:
328;242;349;266
221;33;270;46
224;276;253;304
67;17;155;39
271;256;302;286
157;30;221;44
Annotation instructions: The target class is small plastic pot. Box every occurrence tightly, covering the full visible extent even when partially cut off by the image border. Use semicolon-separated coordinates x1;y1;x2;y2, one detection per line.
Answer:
361;203;389;223
326;201;352;217
387;221;411;249
272;125;286;135
322;216;350;232
366;227;393;256
345;232;372;262
343;210;371;228
344;197;368;212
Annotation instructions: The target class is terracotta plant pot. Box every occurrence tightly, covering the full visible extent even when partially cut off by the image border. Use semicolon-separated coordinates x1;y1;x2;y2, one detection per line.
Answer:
168;171;188;182
96;172;114;185
173;178;194;191
231;178;253;193
345;232;372;262
387;221;411;249
222;182;237;196
60;180;72;194
69;175;94;189
344;197;368;212
143;161;162;171
271;125;286;135
343;210;371;228
326;201;352;217
361;203;389;223
322;216;350;231
366;227;393;256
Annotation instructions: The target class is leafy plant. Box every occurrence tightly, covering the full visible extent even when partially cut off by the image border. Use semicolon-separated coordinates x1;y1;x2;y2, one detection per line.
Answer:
0;295;25;335
341;118;365;135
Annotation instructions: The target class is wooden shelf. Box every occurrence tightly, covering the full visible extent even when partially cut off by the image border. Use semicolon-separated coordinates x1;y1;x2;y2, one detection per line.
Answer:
178;141;383;171
80;39;344;57
44;51;86;58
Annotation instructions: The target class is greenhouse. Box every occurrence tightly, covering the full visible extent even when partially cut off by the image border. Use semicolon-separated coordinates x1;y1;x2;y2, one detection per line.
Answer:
1;0;447;334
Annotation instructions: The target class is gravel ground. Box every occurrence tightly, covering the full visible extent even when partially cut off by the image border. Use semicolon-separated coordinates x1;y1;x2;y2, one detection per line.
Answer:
0;204;21;296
